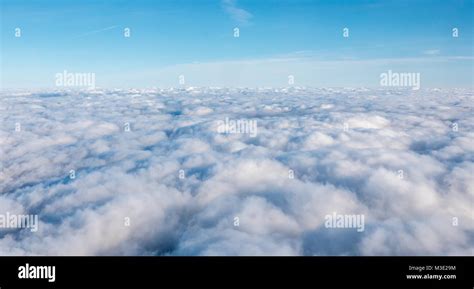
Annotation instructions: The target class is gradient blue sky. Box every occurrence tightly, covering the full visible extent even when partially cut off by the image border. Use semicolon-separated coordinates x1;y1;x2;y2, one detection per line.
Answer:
1;0;473;88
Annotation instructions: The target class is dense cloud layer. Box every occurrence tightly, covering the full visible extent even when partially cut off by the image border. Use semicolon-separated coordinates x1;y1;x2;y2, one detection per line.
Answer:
0;87;472;255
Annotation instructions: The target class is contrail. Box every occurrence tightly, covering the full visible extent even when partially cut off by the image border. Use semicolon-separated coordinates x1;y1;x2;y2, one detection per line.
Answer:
70;25;119;39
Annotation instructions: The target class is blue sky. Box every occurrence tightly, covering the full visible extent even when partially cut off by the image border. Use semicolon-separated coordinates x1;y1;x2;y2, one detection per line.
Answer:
1;0;473;88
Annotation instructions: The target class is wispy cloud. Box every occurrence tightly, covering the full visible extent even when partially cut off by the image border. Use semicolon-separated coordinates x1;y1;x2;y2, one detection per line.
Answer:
121;54;474;88
70;25;119;39
422;49;441;56
221;0;252;25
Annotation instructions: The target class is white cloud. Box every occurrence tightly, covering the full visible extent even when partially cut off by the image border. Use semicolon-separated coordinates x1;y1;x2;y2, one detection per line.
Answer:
222;0;253;25
422;49;441;56
0;87;472;255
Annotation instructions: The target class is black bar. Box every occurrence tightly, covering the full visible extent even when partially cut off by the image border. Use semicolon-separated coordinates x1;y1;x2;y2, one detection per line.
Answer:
0;256;472;289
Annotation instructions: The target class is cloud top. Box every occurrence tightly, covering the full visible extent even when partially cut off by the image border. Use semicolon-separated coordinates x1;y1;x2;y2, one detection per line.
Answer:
0;87;472;256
